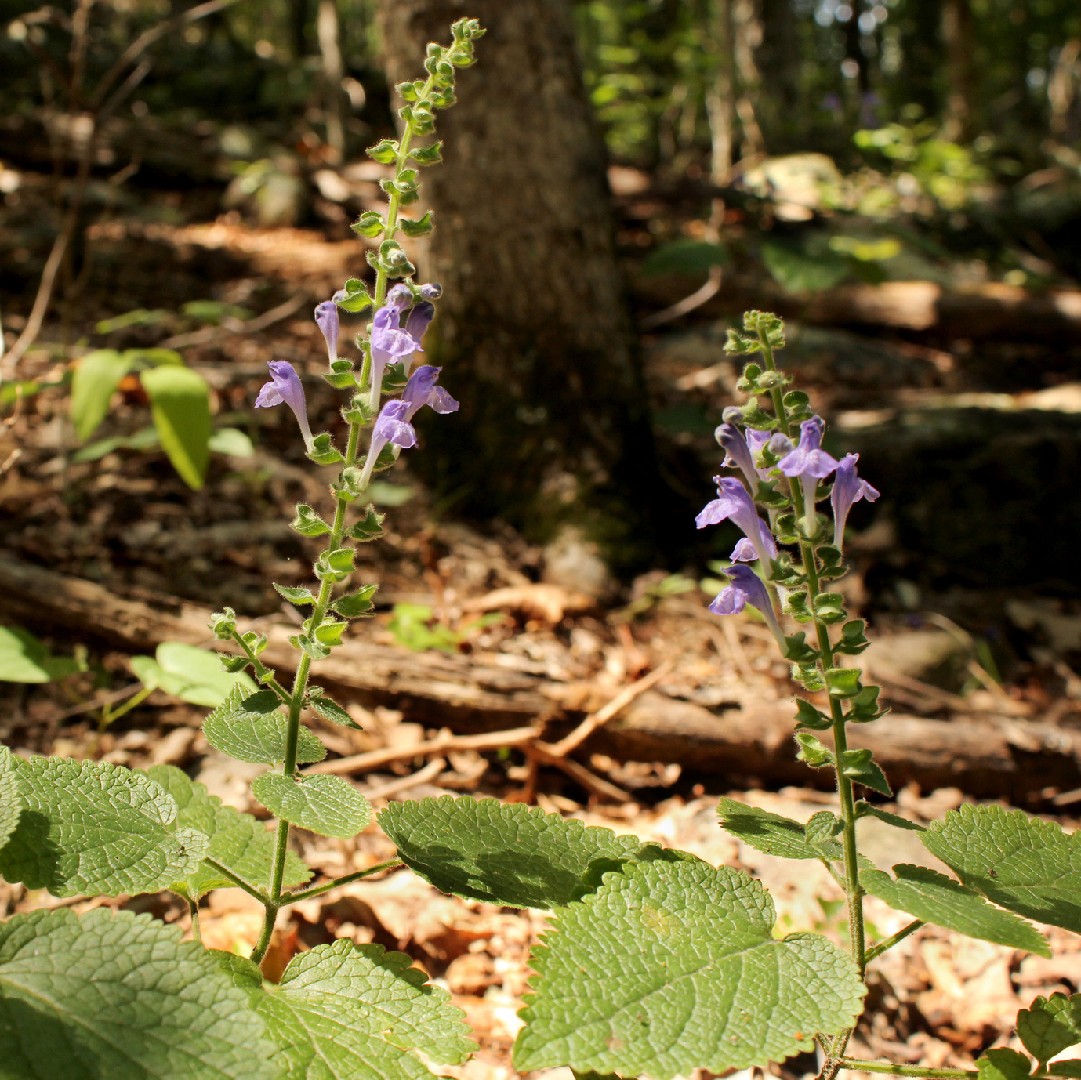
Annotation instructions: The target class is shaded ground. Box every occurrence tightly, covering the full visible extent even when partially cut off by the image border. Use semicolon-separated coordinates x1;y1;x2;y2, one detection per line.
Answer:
2;170;1081;1078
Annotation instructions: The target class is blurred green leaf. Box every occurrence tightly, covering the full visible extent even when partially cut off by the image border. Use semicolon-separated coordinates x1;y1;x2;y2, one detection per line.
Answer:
71;349;132;441
141;364;212;488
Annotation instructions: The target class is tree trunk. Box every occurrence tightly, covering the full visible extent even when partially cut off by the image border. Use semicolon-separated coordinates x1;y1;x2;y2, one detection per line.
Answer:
375;0;676;569
942;0;975;141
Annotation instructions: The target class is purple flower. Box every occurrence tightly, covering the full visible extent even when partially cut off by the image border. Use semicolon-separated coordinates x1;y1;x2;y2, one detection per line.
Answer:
404;301;435;347
709;565;784;645
419;282;442;300
255;361;313;450
401;364;459;420
314;301;339;361
384;284;414;311
716;423;760;494
746;429;794;480
696;476;776;568
357;399;416;490
779;417;839;532
369;302;424;409
831;453;880;550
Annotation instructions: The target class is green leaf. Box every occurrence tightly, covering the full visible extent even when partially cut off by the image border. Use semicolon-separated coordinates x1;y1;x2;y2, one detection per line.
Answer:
1017;994;1081;1065
514;859;866;1078
379;796;679;909
795;730;835;767
977;1049;1033;1080
0;626;79;683
0;746;20;851
131;641;256;708
291;504;332;537
274;584;317;606
922;805;1081;932
1051;1063;1081;1078
306;688;362;730
146;765;310;899
857;802;925;831
840;747;892;796
209;426;254;457
717;797;842;861
204;687;326;766
400;210;434;237
0;908;279;1079
333;583;379;618
861;865;1049;954
71;349;132;441
0;757;207;897
252;940;474;1079
252;774;371;839
640;239;729;277
141;363;212;489
761;236;852;293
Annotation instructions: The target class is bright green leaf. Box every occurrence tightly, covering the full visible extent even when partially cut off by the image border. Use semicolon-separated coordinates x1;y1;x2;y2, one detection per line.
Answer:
0;757;207;897
379;796;679;909
131;641;255;708
203;687;325;766
274;584;317;606
1017;994;1081;1065
514;859;866;1078
209;427;255;457
306;689;363;730
977;1048;1032;1080
718;797;842;861
922;805;1081;933
0;626;79;683
71;349;132;441
0;746;20;852
146;764;310;899
141;363;212;489
840;748;892;796
252;940;474;1079
252;774;370;839
861;865;1049;954
0;908;279;1079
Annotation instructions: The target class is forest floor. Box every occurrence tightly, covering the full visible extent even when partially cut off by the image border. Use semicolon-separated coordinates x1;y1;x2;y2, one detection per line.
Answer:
2;172;1081;1078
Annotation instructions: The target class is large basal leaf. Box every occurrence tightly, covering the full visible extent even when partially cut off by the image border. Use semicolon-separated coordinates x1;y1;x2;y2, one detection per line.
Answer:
141;363;212;489
146;764;310;899
0;746;19;851
514;859;866;1079
204;687;326;765
379;796;664;908
0;757;207;897
70;348;132;441
0;908;279;1079
718;797;843;861
922;805;1081;933
251;940;475;1079
252;773;371;840
1017;994;1081;1067
861;864;1049;955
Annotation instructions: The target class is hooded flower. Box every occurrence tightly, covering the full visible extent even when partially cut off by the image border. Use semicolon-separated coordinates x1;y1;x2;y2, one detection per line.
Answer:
367;298;431;409
314;301;339;361
696;476;776;568
357;399;416;490
831;452;880;550
778;417;839;533
716;423;761;495
709;564;784;645
255;361;313;450
401;364;459;420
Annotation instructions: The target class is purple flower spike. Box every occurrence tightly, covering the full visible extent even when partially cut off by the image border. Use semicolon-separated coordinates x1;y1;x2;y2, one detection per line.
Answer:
402;364;459;420
255;361;314;450
696;476;776;568
369;301;424;408
831;452;880;550
358;399;417;490
709;564;785;645
779;417;839;533
314;301;339;361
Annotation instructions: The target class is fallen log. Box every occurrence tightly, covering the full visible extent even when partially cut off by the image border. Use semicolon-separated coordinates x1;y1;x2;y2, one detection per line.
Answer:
1;553;1078;803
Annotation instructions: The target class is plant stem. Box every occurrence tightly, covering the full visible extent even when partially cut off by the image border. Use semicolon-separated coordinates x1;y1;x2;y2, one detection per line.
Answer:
865;919;924;964
838;1060;978;1079
282;860;402;905
203;857;272;906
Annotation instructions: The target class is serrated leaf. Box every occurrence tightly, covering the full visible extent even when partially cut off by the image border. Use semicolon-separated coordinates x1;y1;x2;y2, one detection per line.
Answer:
132;641;256;708
71;349;132;441
0;908;279;1079
0;757;206;897
307;690;363;730
252;940;474;1079
0;746;19;851
718;797;842;860
380;796;675;908
252;773;370;839
514;859;866;1078
204;687;326;765
1017;994;1081;1065
146;764;310;898
977;1048;1033;1080
141;363;212;489
861;865;1049;954
922;805;1081;932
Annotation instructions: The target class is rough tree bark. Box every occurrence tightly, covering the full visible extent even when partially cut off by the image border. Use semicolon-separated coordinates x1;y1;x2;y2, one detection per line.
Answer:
375;0;676;569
